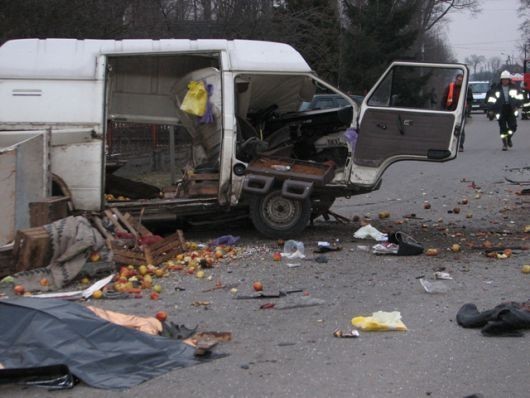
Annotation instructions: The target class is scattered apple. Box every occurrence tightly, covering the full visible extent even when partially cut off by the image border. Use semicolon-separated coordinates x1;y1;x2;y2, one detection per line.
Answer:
81;277;90;285
425;248;439;256
452;207;461;214
196;270;205;279
378;211;390;219
450;244;461;253
150;292;160;300
423;202;431;209
503;249;512;257
215;250;224;259
13;285;25;295
39;278;49;287
92;290;103;299
253;281;263;291
142;280;153;289
521;265;530;274
138;265;148;275
155;311;168;322
89;251;101;262
153;284;162;293
154;268;164;278
272;252;282;261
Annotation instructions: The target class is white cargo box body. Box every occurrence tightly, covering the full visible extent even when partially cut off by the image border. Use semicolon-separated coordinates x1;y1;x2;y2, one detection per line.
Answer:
0;39;312;211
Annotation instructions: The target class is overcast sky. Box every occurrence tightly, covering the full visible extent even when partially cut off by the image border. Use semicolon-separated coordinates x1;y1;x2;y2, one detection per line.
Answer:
444;0;525;64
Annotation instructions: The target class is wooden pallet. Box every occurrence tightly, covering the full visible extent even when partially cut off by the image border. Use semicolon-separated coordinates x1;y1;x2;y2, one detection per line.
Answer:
92;208;186;266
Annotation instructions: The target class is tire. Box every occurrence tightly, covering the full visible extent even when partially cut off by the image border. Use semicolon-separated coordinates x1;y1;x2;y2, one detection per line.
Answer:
249;190;311;239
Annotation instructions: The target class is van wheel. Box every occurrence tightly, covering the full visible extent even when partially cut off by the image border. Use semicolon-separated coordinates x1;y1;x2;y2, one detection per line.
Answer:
249;190;311;239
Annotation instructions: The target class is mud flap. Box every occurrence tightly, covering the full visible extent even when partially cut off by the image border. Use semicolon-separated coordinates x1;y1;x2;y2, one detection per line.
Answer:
281;179;313;200
242;174;274;195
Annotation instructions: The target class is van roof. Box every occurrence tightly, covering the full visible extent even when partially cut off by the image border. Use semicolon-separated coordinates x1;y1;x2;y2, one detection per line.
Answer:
0;39;312;79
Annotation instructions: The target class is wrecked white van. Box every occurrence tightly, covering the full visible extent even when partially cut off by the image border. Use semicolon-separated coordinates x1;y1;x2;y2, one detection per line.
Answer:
0;39;468;238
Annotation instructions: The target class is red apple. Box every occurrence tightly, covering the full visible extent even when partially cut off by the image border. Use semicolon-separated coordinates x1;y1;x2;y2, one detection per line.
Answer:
13;285;25;295
155;311;168;322
253;281;263;292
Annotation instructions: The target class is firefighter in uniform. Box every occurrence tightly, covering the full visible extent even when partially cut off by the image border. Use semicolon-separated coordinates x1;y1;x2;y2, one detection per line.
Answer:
486;70;524;150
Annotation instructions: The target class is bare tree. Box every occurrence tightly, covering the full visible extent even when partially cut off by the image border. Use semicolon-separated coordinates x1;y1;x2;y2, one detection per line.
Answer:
419;0;480;32
487;56;502;73
464;54;486;77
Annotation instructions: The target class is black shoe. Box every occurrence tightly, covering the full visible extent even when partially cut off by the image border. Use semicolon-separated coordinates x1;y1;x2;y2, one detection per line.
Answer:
502;138;508;151
459;146;464;152
507;137;513;147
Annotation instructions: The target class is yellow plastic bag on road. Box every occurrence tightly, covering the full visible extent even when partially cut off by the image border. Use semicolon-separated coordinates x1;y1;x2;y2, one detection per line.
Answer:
180;80;207;116
351;311;407;331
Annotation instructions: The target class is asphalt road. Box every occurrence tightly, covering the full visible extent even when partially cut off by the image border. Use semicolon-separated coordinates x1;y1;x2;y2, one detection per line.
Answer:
1;114;529;398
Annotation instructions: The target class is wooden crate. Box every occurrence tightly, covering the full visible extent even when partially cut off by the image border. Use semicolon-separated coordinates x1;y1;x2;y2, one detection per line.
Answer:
13;226;52;272
111;230;185;266
93;208;186;266
29;196;70;227
0;249;15;278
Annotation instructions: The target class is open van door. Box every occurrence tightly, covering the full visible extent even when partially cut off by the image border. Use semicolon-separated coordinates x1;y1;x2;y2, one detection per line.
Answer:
350;62;468;186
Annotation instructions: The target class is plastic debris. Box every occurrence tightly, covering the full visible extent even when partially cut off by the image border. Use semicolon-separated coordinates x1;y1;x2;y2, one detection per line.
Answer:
208;235;240;247
275;296;325;310
351;311;407;331
372;242;399;255
281;240;305;259
419;278;449;294
434;272;453;280
314;241;342;253
353;224;388;241
314;255;328;263
333;328;360;338
287;263;301;268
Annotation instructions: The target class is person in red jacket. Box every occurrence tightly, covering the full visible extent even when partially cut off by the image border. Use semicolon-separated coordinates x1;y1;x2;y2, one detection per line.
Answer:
442;73;472;151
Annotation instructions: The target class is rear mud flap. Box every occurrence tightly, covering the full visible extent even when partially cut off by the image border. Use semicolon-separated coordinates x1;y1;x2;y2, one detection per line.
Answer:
242;174;274;195
281;179;313;200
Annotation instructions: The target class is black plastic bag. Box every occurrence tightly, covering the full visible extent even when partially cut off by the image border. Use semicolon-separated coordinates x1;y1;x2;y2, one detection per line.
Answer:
388;231;424;256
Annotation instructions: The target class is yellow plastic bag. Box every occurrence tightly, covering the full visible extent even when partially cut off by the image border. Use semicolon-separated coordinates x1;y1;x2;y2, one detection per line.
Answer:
180;80;207;116
351;311;407;331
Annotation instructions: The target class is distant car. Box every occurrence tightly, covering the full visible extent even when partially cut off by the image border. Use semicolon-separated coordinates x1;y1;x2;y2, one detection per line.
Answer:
299;93;363;111
468;81;490;113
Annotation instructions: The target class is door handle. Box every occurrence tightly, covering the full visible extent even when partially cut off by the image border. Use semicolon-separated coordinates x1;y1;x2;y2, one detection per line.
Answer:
402;119;413;126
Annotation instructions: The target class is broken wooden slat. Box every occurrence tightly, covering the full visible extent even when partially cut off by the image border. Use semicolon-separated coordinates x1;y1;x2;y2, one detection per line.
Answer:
103;209;127;233
110;208;139;238
92;216;114;249
124;212;153;237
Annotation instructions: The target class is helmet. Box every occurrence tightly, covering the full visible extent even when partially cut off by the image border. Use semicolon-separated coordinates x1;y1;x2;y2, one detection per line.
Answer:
500;70;511;80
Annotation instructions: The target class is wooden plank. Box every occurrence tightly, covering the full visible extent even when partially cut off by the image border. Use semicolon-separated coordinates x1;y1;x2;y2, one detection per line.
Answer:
112;254;144;266
143;246;154;265
124;212;153;237
110;208;139;238
92;216;114;249
111;247;146;261
149;230;185;252
104;209;127;233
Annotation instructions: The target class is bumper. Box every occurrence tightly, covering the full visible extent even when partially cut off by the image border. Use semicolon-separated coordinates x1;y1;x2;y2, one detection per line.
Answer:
470;101;487;112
